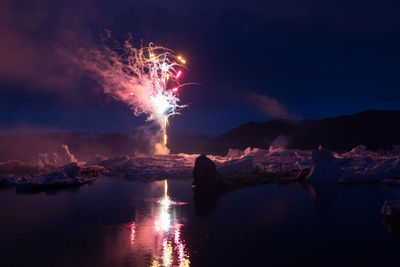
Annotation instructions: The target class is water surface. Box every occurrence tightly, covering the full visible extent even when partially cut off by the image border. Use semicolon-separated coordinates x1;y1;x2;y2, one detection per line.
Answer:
0;177;399;266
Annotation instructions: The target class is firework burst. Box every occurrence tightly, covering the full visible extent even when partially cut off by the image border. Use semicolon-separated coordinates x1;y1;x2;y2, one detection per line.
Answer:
77;34;189;154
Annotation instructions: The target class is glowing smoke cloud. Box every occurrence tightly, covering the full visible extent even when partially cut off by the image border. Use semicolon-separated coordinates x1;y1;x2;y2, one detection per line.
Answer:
77;35;188;154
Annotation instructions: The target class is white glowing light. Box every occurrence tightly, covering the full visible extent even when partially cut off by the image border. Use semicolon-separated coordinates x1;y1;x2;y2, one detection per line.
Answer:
78;37;189;154
152;93;171;116
159;199;171;232
161;63;169;72
155;180;172;232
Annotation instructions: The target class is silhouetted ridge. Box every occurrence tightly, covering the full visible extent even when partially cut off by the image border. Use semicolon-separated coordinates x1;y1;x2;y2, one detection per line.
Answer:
211;110;400;152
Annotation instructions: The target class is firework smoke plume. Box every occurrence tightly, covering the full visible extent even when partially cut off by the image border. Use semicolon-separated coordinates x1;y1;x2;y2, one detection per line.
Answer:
74;33;188;154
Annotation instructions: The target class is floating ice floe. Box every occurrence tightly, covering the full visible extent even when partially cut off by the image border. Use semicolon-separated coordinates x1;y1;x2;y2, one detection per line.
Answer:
217;147;311;177
307;145;400;183
97;153;198;179
382;200;400;218
0;145;104;188
1;143;399;186
382;200;400;234
94;146;312;181
0;163;104;188
71;145;400;184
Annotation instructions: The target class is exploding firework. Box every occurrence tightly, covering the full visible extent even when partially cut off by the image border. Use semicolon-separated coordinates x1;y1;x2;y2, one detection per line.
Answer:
77;34;189;154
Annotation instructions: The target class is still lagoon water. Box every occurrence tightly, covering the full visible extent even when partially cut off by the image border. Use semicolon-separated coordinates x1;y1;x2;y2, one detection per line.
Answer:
0;177;399;267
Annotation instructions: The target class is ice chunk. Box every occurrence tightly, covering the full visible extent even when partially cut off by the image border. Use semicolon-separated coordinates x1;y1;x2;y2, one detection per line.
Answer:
0;162;103;189
307;145;400;183
382;200;400;218
38;144;77;166
226;148;244;158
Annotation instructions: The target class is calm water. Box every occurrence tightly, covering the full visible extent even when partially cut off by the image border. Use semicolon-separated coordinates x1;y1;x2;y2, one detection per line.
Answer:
0;177;400;267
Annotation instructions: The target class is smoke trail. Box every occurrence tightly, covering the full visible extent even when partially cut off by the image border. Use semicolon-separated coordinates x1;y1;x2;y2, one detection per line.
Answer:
73;34;187;154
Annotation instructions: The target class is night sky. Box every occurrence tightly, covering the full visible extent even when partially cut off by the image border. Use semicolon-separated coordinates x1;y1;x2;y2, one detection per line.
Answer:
0;0;399;135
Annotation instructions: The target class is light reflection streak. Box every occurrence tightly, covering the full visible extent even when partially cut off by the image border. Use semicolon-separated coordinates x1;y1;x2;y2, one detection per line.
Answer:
150;260;160;267
174;224;190;267
129;179;190;266
129;222;136;246
162;239;173;267
155;179;172;232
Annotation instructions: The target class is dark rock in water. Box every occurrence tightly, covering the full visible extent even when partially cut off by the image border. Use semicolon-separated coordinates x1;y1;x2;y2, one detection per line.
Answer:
193;154;221;190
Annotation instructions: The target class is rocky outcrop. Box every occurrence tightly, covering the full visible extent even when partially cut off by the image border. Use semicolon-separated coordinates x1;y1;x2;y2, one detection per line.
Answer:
192;154;222;190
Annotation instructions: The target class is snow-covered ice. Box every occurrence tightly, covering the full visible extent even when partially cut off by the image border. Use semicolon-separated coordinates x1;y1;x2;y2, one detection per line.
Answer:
99;145;400;184
0;162;102;188
92;147;312;180
0;145;103;188
1;143;400;187
307;145;400;183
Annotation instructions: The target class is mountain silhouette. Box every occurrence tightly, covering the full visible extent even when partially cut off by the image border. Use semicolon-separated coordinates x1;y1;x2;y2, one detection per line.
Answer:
208;110;400;152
